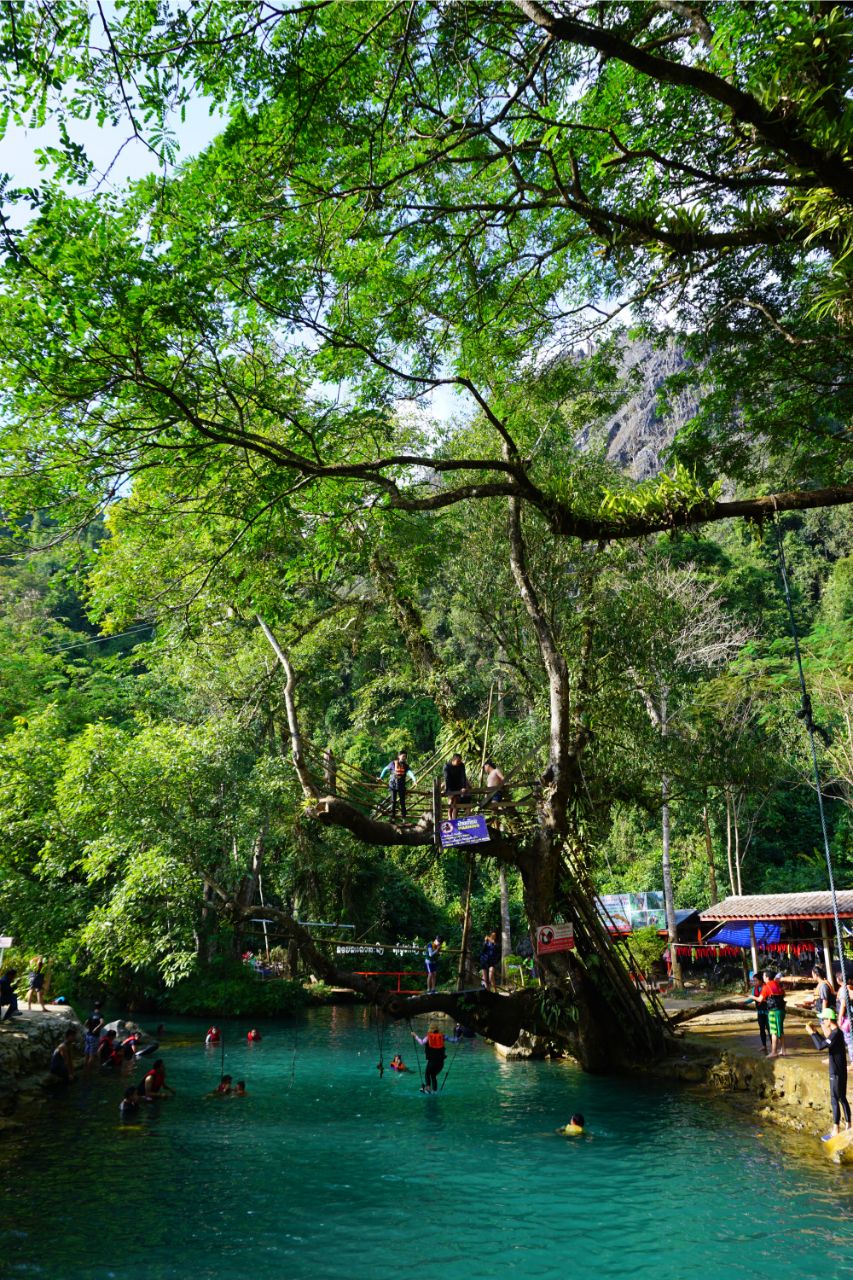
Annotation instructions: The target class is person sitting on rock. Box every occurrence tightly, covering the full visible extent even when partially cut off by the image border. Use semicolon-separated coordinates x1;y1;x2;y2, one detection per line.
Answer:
0;968;19;1020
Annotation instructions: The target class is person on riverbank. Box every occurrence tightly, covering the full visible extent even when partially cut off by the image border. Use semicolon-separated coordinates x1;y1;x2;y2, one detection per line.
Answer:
758;970;786;1057
411;1025;446;1093
836;974;853;1064
809;965;835;1013
805;1008;851;1140
142;1059;176;1098
479;931;499;992
425;936;443;994
443;754;470;820
0;968;19;1020
747;971;770;1054
379;751;417;823
49;1028;77;1083
27;957;47;1011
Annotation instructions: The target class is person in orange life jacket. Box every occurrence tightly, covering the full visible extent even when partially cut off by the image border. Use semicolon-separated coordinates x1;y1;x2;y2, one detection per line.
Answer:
210;1074;233;1096
411;1025;461;1092
247;1028;262;1043
389;1054;410;1072
97;1029;121;1068
205;1026;221;1045
379;751;417;821
142;1059;176;1098
755;970;786;1058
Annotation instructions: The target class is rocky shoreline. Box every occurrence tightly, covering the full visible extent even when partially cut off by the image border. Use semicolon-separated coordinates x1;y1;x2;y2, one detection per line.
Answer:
0;1005;82;1122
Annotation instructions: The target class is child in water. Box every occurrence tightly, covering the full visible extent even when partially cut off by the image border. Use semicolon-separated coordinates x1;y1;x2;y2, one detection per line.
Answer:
234;1081;247;1096
389;1055;410;1073
211;1074;232;1095
557;1113;585;1136
120;1085;142;1118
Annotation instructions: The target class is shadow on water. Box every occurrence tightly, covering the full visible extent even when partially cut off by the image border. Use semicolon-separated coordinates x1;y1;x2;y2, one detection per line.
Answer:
2;1005;853;1280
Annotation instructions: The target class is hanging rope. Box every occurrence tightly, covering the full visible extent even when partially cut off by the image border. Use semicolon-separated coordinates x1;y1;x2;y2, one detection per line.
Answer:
374;1008;386;1077
773;516;851;1028
407;1017;425;1087
439;1030;464;1092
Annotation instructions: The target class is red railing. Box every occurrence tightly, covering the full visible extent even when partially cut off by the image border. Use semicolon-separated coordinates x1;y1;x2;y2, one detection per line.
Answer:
354;970;425;994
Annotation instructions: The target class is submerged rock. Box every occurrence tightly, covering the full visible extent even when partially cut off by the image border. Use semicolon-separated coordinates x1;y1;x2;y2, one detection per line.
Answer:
0;1006;82;1114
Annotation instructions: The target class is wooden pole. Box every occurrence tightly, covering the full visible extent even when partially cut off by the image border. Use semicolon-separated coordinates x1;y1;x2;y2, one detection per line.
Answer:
821;918;834;977
748;922;759;977
457;855;475;990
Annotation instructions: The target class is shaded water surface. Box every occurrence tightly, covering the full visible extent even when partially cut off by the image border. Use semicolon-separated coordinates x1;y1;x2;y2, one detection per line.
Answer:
2;1006;850;1280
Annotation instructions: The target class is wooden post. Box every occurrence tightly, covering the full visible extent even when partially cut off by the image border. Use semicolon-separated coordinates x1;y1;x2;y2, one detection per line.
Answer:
323;748;337;794
457;855;475;990
821;918;834;978
748;922;759;977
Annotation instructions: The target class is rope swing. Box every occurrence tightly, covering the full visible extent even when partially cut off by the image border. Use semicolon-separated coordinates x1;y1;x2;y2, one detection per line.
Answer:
773;516;851;1029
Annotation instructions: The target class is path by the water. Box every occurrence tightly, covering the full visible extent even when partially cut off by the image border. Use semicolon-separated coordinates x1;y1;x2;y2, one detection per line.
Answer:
2;1006;853;1280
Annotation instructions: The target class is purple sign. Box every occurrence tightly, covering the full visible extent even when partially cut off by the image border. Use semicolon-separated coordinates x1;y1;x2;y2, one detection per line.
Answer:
439;815;491;848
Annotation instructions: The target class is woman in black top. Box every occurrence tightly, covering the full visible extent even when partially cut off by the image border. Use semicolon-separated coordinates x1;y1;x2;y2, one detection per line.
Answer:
806;1008;851;1139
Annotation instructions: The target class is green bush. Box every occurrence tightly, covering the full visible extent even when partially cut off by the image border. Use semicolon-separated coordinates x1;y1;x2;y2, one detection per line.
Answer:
165;958;310;1018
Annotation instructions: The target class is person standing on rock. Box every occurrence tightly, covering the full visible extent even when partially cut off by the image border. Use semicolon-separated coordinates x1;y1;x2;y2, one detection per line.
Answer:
425;936;444;994
27;957;47;1011
757;970;786;1058
747;971;770;1054
805;1008;851;1141
0;968;20;1020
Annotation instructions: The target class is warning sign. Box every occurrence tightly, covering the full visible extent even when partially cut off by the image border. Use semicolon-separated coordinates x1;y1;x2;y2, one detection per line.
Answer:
536;923;575;954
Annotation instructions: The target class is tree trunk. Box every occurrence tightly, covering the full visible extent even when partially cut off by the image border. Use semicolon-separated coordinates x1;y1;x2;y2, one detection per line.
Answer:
659;692;682;988
499;865;512;984
702;799;718;904
734;794;743;895
661;772;682;987
725;787;736;896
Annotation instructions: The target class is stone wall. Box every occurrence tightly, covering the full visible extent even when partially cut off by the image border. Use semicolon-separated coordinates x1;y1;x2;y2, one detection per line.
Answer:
0;1005;82;1119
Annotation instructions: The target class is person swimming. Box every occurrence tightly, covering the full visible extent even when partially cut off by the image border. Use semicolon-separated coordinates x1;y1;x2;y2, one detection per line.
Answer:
247;1028;262;1043
120;1085;142;1118
205;1026;221;1045
390;1054;410;1073
234;1080;247;1096
211;1074;232;1096
557;1113;585;1136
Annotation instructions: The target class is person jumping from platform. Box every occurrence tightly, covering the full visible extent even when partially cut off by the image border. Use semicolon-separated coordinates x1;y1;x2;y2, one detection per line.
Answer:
425;936;444;993
443;754;469;820
379;751;417;822
805;1008;852;1141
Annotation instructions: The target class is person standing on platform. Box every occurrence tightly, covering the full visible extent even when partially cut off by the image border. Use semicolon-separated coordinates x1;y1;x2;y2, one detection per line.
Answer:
443;754;469;820
479;931;499;992
379;751;417;822
425;936;444;993
805;1008;851;1140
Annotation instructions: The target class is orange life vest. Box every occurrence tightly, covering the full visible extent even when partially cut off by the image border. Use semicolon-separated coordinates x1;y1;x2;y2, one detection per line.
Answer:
393;760;408;778
427;1031;445;1050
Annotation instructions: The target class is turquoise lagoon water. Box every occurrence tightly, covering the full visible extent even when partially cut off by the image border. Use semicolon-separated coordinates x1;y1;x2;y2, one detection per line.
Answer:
2;1005;851;1280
